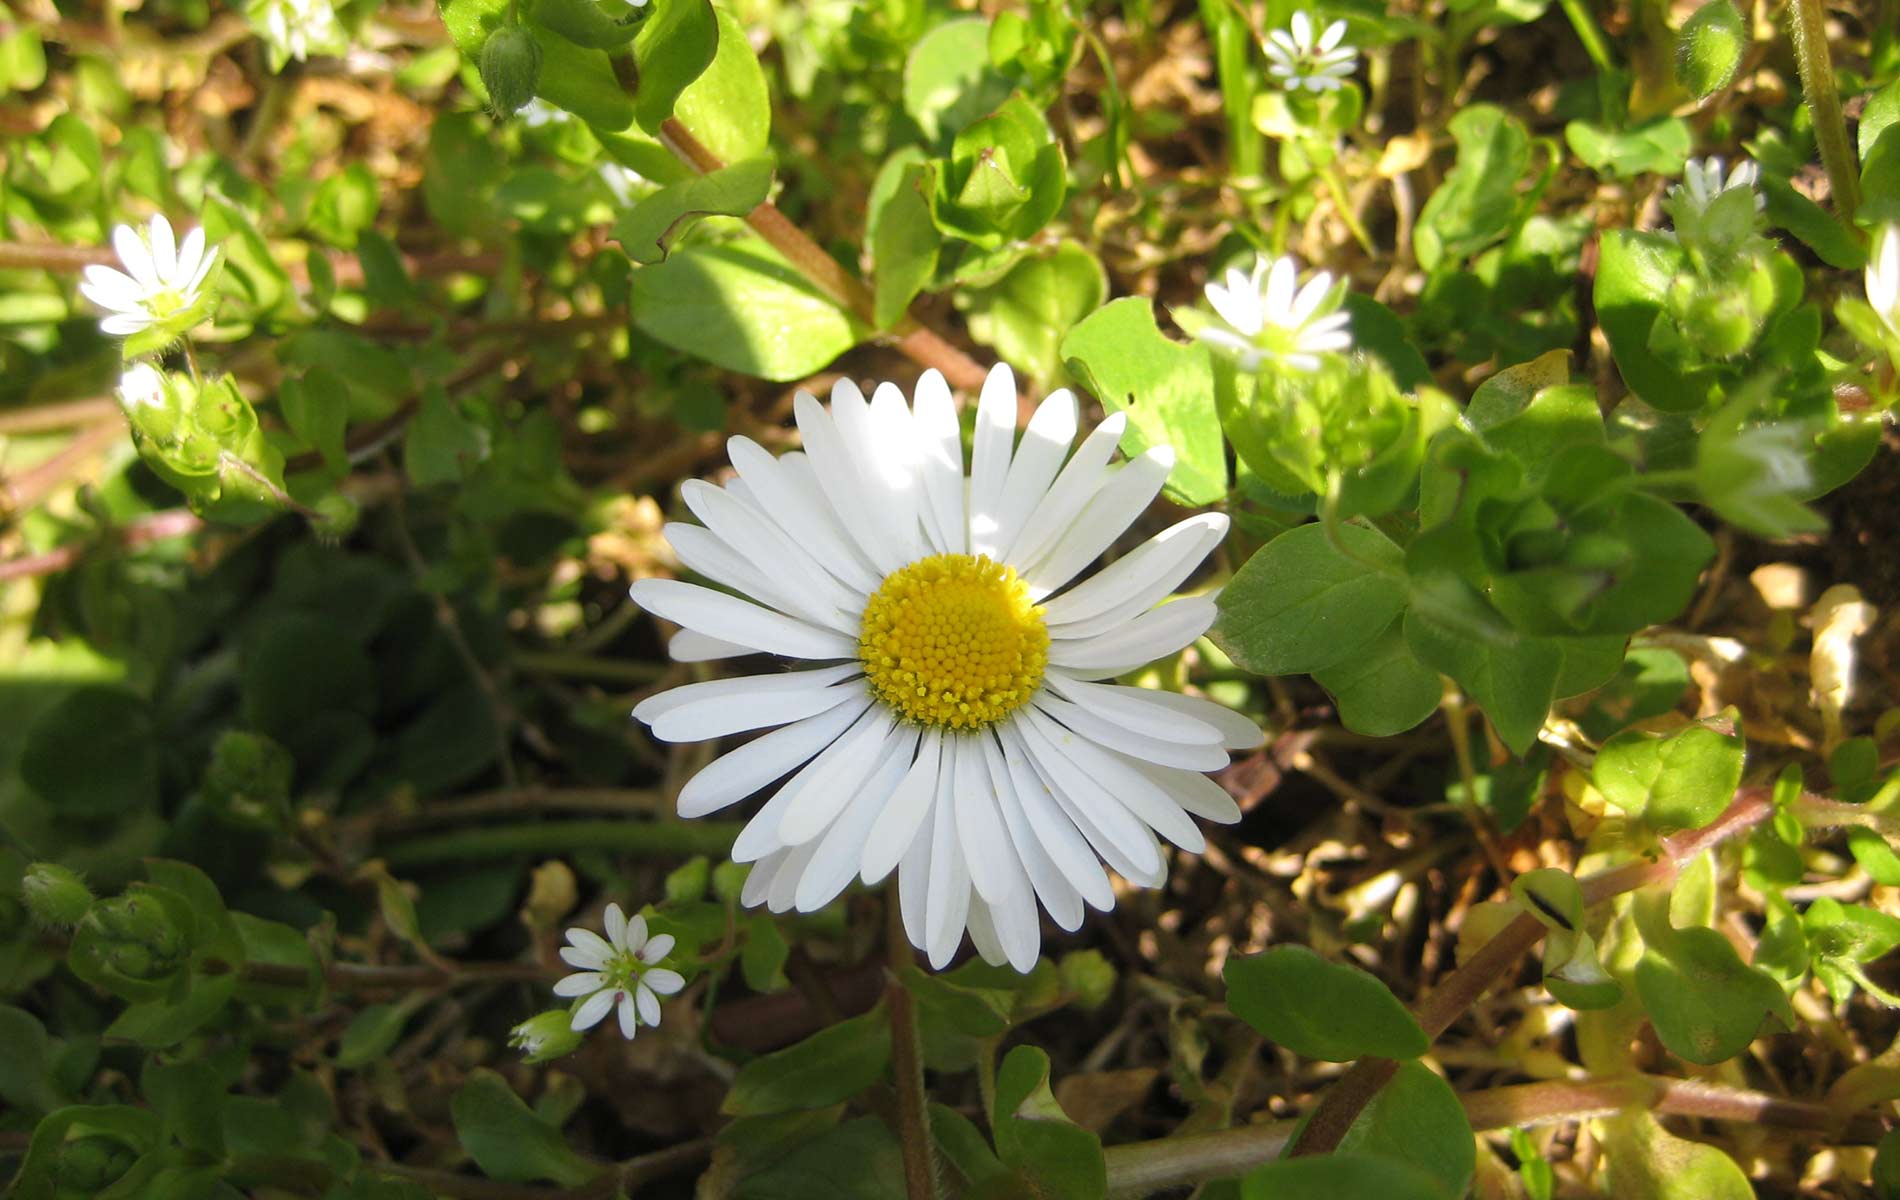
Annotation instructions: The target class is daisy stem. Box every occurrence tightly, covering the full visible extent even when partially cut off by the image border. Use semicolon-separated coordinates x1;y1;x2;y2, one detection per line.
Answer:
884;895;940;1200
1788;0;1861;223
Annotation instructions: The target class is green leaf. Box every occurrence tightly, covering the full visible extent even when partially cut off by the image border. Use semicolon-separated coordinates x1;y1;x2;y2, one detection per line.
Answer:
1760;173;1865;269
990;1046;1106;1200
1599;1110;1753;1199
0;1006;64;1113
1341;292;1433;390
279;367;350;476
1337;1060;1475;1198
1211;523;1405;677
1563;117;1691;179
1061;296;1228;504
450;1069;596;1186
903;17;1014;145
1634;898;1794;1065
336;1001;423;1069
1593;718;1744;831
1223;946;1427;1062
1239;1155;1449;1200
1849;828;1900;887
21;687;159;818
632;0;718;132
732;1117;908;1200
614;156;773;263
1416;104;1544;270
723;1007;892;1116
740;912;788;993
631;234;867;381
871;162;941;329
404;387;491;487
961;240;1104;384
1594;230;1714;413
1404;613;1561;755
1311;617;1443;737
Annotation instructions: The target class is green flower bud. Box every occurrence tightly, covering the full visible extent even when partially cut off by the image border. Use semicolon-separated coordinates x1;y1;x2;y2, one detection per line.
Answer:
79;893;188;983
508;1010;585;1063
200;730;295;830
21;863;93;930
55;1135;138;1196
1676;1;1746;100
480;26;542;117
308;493;360;543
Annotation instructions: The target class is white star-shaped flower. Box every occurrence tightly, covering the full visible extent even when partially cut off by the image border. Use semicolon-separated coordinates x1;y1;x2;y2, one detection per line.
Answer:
552;903;685;1039
1262;11;1358;94
1673;155;1763;214
257;0;344;63
628;364;1261;973
1866;224;1900;342
1195;253;1353;372
78;215;220;339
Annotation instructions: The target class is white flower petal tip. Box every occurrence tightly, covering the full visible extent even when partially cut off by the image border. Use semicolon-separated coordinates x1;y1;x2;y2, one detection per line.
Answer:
1194;252;1353;371
1261;10;1359;94
84;214;222;339
1865;224;1900;340
629;365;1253;973
555;903;682;1040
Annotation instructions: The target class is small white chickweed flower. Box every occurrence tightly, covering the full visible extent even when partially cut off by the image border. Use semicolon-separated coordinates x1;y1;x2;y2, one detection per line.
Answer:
1262;11;1357;94
1866;224;1900;342
553;903;685;1039
1673;155;1763;214
1196;254;1353;373
629;364;1261;973
256;0;344;64
79;215;221;340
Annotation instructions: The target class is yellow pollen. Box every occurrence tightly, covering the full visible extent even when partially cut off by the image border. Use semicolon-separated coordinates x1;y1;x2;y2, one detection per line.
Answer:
858;553;1048;732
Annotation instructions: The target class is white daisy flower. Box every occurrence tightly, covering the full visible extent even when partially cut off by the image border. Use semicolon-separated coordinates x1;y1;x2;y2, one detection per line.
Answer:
78;215;221;340
552;902;685;1038
629;365;1261;974
256;0;344;64
1672;155;1763;214
1866;224;1900;342
1262;11;1358;94
1196;253;1353;373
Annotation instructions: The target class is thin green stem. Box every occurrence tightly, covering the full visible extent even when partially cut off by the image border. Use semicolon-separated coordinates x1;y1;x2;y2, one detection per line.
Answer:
378;818;743;869
1315;158;1375;254
1556;0;1616;74
1788;0;1862;222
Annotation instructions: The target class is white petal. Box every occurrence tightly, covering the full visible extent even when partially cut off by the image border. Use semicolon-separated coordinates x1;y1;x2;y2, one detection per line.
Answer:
1288;271;1335;325
559;945;607;970
553;971;605;996
741;851;783;908
1195;326;1266;370
79;266;145;310
1043;513;1229;637
911;370;968;556
1043;673;1241;748
986;389;1078;559
566;928;614;961
100;313;154;336
897;801;934;956
1047;594;1217;678
1130;758;1243;824
1012;716;1165;885
113;224;159;290
668;629;757;662
633;664;860;725
679;480;859;628
603;902;629;950
623;911;649;954
795;728;917;911
1021;707;1204;852
980;732;1085;931
952;735;1028;906
1290;10;1313;47
175;227;207;288
644;967;685;995
796;387;905;573
1023;449;1175;597
1003;412;1127;568
966;897;1010;968
634;983;662;1028
571;989;615;1030
1318;18;1348;51
862;380;930;562
727;438;881;594
617;991;640;1038
1032;692;1229;771
675;696;868;817
1263;256;1299;325
1206;269;1263;335
664;522;847;635
147;214;178;282
968;364;1019;555
833;379;926;564
630;578;857;661
924;779;972;968
772;708;901;848
731;704;890;860
640;934;676;963
649;680;860;743
860;728;947;884
1124;686;1265;750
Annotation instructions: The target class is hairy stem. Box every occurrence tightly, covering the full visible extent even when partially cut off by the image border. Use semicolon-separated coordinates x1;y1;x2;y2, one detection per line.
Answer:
1788;0;1862;221
885;896;940;1200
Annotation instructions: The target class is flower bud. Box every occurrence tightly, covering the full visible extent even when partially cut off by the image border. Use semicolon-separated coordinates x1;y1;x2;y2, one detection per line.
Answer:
309;493;360;543
509;1010;585;1063
1676;1;1746;100
79;893;188;983
55;1135;138;1196
21;863;93;930
200;730;294;830
480;26;542;117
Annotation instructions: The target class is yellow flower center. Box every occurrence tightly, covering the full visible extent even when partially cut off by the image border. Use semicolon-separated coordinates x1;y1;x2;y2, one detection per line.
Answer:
858;553;1048;731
